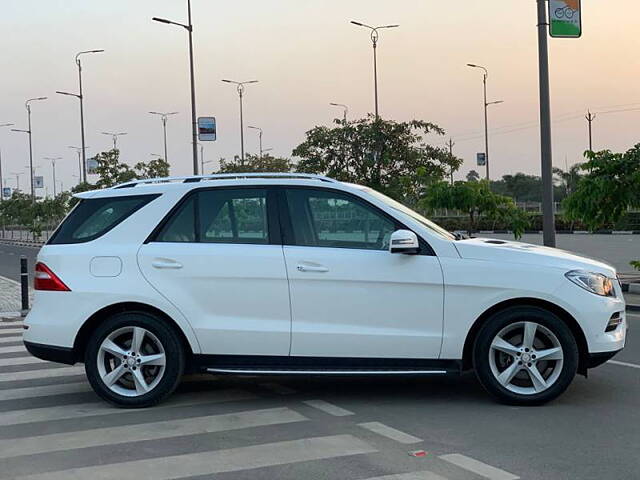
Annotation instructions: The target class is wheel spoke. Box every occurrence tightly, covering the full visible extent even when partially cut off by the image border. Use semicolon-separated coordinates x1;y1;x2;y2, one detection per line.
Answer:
131;327;146;354
527;364;548;392
132;368;150;394
491;337;520;356
102;364;126;386
100;339;127;357
522;322;538;349
139;353;166;367
535;347;563;361
496;361;521;387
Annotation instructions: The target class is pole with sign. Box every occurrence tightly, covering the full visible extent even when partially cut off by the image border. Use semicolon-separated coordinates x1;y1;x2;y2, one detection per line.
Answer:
197;117;217;141
476;153;486;167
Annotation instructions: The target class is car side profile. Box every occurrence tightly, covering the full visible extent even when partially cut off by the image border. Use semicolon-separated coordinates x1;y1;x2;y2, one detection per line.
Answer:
24;173;627;407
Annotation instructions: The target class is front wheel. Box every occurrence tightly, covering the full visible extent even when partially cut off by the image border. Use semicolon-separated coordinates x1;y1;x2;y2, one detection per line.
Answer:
473;306;578;405
85;311;185;408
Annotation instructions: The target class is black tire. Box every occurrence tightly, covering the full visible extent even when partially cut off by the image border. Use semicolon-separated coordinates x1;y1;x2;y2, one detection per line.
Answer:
85;311;185;408
473;306;579;406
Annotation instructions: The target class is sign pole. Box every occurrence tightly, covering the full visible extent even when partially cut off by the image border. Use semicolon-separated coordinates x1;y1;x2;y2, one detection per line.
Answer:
537;0;556;248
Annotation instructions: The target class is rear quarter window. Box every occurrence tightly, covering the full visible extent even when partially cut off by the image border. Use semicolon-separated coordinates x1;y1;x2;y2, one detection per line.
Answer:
48;194;160;245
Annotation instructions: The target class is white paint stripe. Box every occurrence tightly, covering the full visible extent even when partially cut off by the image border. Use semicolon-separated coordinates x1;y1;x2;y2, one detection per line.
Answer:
304;399;354;416
0;355;45;367
364;472;448;480
0;407;307;459
260;382;297;394
0;328;24;335
358;422;422;444
0;345;26;354
440;454;519;480
0;365;85;382
0;275;21;286
609;360;640;369
0;389;256;426
0;382;92;401
0;336;22;344
13;434;376;480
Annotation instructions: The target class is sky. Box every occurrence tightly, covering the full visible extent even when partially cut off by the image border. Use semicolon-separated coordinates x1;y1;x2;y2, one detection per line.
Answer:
1;0;639;195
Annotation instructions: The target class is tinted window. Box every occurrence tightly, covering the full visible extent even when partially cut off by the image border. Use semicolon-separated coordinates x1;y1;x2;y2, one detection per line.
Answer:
285;189;395;250
155;188;269;244
48;194;159;245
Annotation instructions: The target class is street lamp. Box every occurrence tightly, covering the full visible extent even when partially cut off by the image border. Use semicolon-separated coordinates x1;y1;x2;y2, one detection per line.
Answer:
149;112;178;162
101;131;127;150
12;97;47;202
153;0;198;175
247;126;263;158
44;157;62;197
0;123;14;203
10;172;23;192
68;146;89;185
467;64;503;181
350;21;399;119
57;49;104;184
222;79;258;164
329;103;348;124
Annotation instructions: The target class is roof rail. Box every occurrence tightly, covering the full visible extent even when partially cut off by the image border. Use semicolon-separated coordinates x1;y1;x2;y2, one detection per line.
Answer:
112;173;339;189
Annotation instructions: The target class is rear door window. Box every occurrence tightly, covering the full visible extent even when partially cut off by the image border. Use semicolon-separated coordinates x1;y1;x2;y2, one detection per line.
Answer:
48;194;159;245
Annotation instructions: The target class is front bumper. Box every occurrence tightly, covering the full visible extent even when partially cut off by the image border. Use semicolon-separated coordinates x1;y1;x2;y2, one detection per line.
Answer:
587;349;622;369
24;341;77;365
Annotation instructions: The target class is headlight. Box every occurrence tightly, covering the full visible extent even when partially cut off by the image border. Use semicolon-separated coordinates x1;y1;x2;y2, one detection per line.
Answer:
565;270;615;297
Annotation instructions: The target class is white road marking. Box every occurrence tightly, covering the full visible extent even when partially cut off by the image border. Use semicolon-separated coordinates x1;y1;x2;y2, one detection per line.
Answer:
364;472;448;480
0;365;85;382
0;336;22;344
260;382;297;394
0;275;21;286
0;345;26;354
0;381;92;401
0;407;307;459
358;422;422;444
0;355;44;367
12;434;376;480
304;399;354;416
0;389;256;426
440;453;519;480
0;328;24;335
608;360;640;369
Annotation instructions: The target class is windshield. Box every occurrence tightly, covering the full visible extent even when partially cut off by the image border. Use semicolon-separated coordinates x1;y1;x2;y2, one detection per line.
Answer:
360;187;456;241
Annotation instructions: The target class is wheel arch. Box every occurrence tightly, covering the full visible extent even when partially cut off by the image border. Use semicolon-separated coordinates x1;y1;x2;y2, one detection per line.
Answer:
461;297;589;375
73;302;195;367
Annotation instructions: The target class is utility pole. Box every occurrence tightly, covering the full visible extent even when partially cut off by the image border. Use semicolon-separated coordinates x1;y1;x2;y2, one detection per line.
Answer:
537;0;556;247
44;157;62;197
446;138;455;185
585;110;596;152
0;123;14;203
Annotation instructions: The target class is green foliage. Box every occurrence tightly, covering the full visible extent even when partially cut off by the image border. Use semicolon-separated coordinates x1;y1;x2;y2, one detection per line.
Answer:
217;153;294;174
94;149;171;188
563;145;640;231
490;172;570;203
466;170;480;182
293;116;462;204
0;190;72;235
134;158;170;179
630;260;640;271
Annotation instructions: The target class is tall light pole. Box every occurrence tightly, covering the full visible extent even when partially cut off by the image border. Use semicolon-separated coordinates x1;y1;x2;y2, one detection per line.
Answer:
247;126;263;158
12;97;47;202
68;146;88;185
467;64;503;181
0;123;14;202
153;0;198;175
149;112;178;162
44;157;62;197
329;103;348;124
350;21;399;119
585;110;596;152
222;79;258;164
10;172;23;192
101;131;127;150
57;49;104;184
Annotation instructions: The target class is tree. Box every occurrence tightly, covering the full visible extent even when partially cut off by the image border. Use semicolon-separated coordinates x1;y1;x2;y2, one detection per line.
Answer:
466;170;480;182
217;153;293;174
293;116;462;204
135;158;170;179
422;180;530;239
563;145;640;230
553;164;583;196
93;149;137;188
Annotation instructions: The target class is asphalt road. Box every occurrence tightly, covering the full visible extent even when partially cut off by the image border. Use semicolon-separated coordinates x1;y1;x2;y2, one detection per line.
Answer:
0;313;637;479
0;244;39;282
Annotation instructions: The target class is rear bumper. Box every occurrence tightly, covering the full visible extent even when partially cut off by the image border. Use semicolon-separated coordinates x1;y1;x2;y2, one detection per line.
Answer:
24;341;77;365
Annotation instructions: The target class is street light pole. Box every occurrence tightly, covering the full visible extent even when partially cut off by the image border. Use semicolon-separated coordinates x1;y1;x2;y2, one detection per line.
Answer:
12;97;47;203
101;131;127;150
247;126;263;158
585;110;596;152
10;172;22;192
44;157;62;197
329;103;348;124
149;112;178;162
153;0;198;174
222;80;258;164
537;0;556;248
0;123;14;203
68;146;88;185
350;21;399;119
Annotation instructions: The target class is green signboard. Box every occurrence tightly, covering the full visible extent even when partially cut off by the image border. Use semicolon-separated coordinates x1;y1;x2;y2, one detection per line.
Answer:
549;0;581;38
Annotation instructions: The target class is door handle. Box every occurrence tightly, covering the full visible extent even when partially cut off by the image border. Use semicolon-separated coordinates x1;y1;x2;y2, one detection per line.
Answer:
297;264;329;273
151;259;183;269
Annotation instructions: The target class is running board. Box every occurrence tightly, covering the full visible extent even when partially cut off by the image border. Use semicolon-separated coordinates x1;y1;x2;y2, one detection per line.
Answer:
206;368;448;376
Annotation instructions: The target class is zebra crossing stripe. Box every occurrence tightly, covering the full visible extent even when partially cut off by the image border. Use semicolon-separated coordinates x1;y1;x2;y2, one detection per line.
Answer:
364;472;448;480
304;399;354;416
0;355;45;367
0;381;92;401
0;336;22;344
0;345;26;354
0;365;85;382
0;389;256;426
0;328;24;335
0;407;307;459
11;434;376;480
358;422;423;444
440;454;519;480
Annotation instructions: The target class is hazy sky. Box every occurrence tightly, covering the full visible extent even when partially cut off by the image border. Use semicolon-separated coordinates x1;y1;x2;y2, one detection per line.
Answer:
1;0;639;194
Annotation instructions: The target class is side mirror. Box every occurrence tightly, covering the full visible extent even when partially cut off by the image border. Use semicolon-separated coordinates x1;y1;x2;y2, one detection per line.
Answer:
389;229;420;254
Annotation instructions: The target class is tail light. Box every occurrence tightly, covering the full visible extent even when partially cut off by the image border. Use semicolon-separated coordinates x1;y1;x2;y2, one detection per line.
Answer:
34;262;71;291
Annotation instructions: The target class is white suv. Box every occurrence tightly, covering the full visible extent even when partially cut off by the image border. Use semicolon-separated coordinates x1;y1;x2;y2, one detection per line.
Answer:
24;173;626;407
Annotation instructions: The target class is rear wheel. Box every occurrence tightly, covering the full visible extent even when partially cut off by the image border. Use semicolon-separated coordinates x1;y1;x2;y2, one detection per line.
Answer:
473;306;578;405
85;311;184;408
